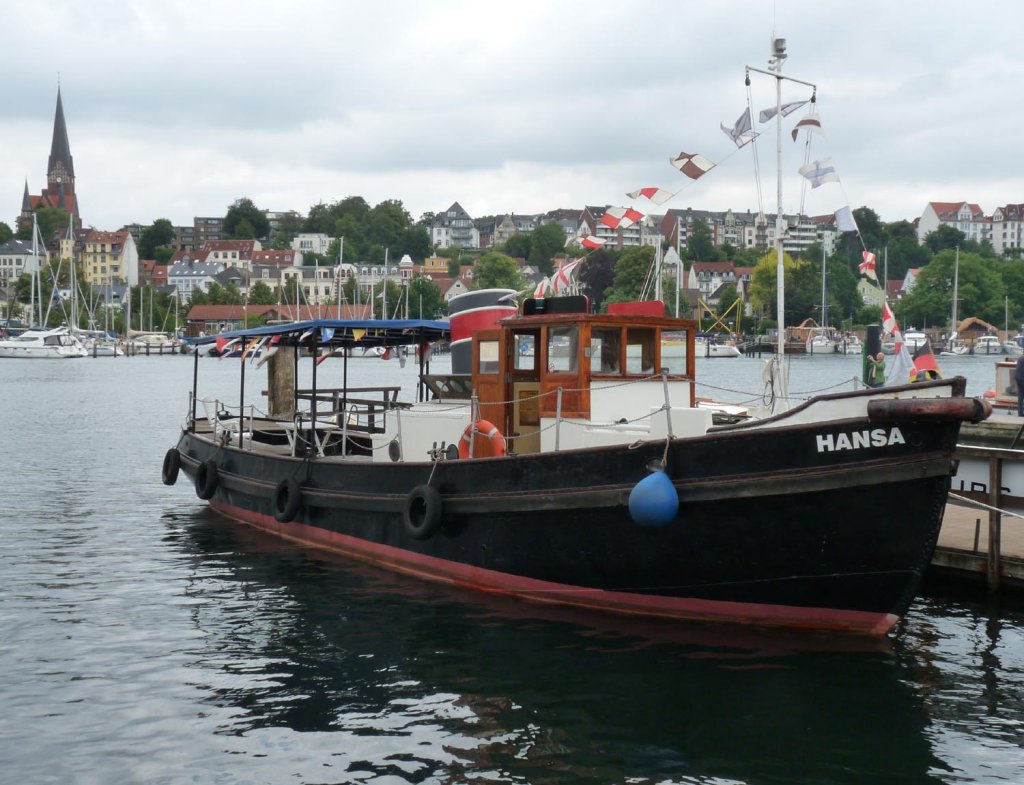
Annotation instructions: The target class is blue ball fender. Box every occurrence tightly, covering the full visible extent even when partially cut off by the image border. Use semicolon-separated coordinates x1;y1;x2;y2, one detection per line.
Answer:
628;470;679;527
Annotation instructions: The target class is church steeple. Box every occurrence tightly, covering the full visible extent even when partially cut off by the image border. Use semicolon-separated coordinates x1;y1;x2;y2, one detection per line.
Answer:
22;179;31;212
47;86;75;190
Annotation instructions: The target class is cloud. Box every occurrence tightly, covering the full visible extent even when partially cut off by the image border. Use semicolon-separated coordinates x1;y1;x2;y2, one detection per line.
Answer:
3;1;1024;230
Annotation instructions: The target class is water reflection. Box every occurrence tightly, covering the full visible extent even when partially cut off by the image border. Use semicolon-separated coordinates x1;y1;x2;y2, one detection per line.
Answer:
170;510;957;784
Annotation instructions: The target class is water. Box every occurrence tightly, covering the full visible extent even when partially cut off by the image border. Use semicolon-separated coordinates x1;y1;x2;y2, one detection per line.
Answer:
1;353;1022;785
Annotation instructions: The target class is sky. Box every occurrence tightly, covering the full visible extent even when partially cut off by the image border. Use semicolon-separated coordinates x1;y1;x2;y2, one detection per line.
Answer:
2;0;1022;235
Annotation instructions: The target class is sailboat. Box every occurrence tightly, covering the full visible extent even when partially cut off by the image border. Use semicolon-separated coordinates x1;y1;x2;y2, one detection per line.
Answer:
0;213;87;359
805;247;836;354
940;247;968;356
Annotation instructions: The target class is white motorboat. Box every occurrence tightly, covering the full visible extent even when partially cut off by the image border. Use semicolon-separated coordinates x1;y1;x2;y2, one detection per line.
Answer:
902;331;928;352
0;326;88;359
694;336;741;358
1003;340;1023;357
973;335;1003;355
838;335;862;355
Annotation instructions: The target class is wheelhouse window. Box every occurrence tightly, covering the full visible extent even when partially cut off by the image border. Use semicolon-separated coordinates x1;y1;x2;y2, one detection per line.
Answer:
513;333;537;371
479;340;500;374
590;326;621;374
625;328;656;375
546;325;578;374
661;330;689;375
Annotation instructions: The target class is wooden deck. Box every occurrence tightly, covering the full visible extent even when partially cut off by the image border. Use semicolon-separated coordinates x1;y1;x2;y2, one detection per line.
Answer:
931;411;1024;588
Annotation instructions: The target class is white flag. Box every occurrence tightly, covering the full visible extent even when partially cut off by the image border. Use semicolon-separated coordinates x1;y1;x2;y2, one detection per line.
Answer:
835;206;857;232
758;101;808;124
791;113;826;142
798;158;840;188
720;108;758;148
885;343;916;388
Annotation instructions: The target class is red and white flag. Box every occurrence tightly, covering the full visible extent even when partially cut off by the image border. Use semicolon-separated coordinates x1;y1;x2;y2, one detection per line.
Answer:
627;187;674;206
552;260;582;293
859;250;877;281
533;277;552;297
882;300;898;335
580;235;606;249
600;206;644;230
669;151;716;179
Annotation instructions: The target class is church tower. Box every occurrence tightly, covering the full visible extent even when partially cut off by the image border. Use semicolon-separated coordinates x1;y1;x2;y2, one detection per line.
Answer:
19;87;81;232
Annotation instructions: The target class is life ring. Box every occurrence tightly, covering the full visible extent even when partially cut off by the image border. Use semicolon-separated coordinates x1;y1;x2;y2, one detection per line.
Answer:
983;389;996;399
458;419;506;459
403;484;443;540
195;459;219;500
272;477;302;523
162;448;181;486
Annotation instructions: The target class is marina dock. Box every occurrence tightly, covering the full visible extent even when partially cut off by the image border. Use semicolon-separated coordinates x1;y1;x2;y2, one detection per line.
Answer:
932;411;1024;589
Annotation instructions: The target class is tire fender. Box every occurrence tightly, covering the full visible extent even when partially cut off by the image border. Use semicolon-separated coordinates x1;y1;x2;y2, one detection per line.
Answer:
195;459;219;500
272;477;302;523
162;448;181;486
403;484;443;540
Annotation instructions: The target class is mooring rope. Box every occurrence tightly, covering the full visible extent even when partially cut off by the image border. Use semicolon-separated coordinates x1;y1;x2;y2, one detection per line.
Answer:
948;493;1024;521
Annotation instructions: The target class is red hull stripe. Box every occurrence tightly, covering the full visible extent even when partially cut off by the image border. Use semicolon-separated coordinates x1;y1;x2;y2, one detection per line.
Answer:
449;306;517;344
211;499;899;636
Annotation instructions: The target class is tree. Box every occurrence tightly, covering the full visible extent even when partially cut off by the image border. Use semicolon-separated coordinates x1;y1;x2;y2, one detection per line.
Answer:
527;222;566;275
139;218;176;258
603;246;655;306
898;249;1005;328
923;224;965;254
224;198;270;240
154;246;175;265
503;232;532;259
408;275;446;318
473;251;525;290
575;249;617;312
17;207;69;244
248;280;277;305
686;217;719;262
0;222;12;244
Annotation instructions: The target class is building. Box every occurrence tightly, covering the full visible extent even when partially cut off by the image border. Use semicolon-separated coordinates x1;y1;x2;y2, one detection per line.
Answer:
251;249;300;267
194;217;224;245
82;230;139;287
291;233;332;256
203;239;260;272
990;203;1024;257
167;257;225;302
0;239;46;284
19;87;81;232
916;202;990;245
431;202;480;249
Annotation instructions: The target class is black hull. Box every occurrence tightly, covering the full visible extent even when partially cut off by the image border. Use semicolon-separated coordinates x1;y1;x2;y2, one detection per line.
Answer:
173;411;963;635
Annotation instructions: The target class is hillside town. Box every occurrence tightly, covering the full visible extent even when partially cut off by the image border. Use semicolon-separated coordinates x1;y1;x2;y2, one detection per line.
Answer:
3;89;1023;346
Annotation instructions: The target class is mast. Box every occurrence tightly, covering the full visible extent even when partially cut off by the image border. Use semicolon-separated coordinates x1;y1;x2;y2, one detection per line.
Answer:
746;37;815;401
820;243;827;329
30;213;38;328
336;236;344;320
950;246;960;341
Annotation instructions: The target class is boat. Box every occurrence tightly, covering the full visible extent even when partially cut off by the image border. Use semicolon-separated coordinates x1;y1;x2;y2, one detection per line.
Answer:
0;325;88;359
162;37;992;636
838;334;862;355
1003;340;1023;357
805;327;837;355
973;335;1003;355
162;288;991;636
902;331;928;352
694;335;741;358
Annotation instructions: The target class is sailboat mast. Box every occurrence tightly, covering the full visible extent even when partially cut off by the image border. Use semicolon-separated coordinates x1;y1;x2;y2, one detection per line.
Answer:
821;244;828;328
30;214;38;328
950;246;959;338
